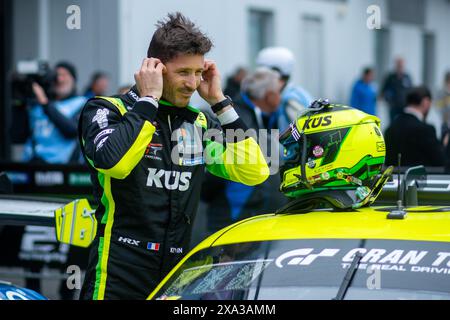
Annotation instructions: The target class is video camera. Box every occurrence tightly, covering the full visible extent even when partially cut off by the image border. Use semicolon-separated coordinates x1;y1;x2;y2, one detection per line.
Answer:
11;60;56;106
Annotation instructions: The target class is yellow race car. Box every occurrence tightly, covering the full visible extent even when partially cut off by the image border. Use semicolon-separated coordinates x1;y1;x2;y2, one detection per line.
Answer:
148;175;450;300
4;187;449;300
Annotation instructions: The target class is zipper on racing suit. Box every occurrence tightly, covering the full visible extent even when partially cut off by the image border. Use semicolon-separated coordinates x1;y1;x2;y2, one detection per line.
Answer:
168;114;192;228
157;114;173;280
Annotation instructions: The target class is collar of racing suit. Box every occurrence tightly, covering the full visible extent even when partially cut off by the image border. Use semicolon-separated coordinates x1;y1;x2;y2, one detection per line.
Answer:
124;85;199;123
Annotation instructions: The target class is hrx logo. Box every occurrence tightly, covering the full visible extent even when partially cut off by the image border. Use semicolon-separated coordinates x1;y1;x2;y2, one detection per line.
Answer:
275;248;340;268
118;236;140;246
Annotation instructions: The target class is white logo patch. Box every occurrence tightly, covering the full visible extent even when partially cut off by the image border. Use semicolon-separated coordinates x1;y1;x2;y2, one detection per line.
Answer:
94;128;114;144
92;108;109;129
96;137;109;151
170;247;183;254
129;90;139;101
118;236;140;246
275;248;340;268
146;168;192;191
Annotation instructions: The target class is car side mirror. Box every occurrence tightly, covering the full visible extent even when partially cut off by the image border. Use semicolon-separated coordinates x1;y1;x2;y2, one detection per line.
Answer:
54;198;97;247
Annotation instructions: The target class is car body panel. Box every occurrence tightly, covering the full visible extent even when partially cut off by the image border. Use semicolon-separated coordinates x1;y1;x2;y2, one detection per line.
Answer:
148;205;450;299
0;282;47;300
212;207;450;245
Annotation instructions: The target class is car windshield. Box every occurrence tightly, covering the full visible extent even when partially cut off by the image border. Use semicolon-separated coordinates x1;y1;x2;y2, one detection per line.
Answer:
153;239;450;300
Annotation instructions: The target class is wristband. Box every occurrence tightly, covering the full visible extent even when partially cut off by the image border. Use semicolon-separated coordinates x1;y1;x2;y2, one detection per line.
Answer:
211;95;233;113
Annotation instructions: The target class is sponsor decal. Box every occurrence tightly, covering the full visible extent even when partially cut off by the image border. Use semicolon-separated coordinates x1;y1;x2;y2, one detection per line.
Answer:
35;171;64;186
356;186;371;200
313;145;324;158
346;175;362;186
170;247;183;254
274;246;450;275
145;143;163;161
147;242;160;251
314;163;332;173
275;248;340;268
6;172;29;185
92;108;109;129
96;137;109;151
93;128;114;144
182;156;205;166
321;172;330;180
308;172;332;184
68;173;91;186
118;236;140;246
302;115;332;130
290;123;301;141
174;125;203;155
146;168;192;191
307;160;316;169
376;141;386;152
128;89;139;102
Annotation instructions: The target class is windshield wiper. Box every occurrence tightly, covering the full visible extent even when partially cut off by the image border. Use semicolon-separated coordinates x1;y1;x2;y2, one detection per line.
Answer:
333;251;363;300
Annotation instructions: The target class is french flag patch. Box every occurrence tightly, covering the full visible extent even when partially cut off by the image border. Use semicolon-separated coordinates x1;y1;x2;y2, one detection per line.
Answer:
147;242;160;251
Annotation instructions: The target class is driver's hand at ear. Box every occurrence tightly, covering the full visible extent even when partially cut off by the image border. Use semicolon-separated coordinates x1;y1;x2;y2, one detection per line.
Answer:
134;57;166;100
198;59;226;106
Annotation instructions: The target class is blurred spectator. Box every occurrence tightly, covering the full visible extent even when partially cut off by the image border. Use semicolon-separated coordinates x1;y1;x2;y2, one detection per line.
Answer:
84;71;109;99
381;57;413;122
435;71;450;139
202;67;287;234
117;84;133;95
385;86;447;167
350;67;377;115
224;66;247;100
256;46;314;132
22;61;87;164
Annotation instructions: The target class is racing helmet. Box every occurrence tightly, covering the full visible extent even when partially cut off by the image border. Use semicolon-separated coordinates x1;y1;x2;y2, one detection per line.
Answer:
256;47;295;78
279;99;390;210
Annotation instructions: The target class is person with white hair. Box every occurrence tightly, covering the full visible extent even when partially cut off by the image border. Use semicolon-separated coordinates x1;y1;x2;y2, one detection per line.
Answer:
202;67;287;234
256;46;314;131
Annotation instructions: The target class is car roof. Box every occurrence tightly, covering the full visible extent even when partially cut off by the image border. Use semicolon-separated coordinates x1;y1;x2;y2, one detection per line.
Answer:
199;206;450;249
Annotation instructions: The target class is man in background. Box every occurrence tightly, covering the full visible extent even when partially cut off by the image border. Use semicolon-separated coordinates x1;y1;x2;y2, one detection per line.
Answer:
256;46;314;132
350;67;377;115
385;86;447;167
203;67;287;233
84;71;110;99
381;57;413;122
22;61;86;164
224;66;247;100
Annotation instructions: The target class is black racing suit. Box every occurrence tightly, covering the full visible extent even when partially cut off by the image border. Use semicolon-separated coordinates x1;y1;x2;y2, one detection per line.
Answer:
78;87;269;299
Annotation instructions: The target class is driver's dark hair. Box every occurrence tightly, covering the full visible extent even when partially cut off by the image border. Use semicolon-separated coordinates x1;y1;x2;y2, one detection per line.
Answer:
147;12;213;63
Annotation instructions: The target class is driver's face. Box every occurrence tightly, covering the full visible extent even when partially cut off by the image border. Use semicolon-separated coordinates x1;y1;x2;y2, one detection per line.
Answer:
162;54;205;107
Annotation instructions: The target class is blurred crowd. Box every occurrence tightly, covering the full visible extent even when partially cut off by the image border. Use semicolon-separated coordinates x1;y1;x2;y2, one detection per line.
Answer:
10;63;113;164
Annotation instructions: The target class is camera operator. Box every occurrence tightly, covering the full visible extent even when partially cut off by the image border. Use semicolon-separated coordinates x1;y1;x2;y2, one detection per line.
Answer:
22;62;87;164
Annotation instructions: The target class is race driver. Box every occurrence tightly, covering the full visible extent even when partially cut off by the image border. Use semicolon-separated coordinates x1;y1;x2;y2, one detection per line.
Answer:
78;12;269;300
